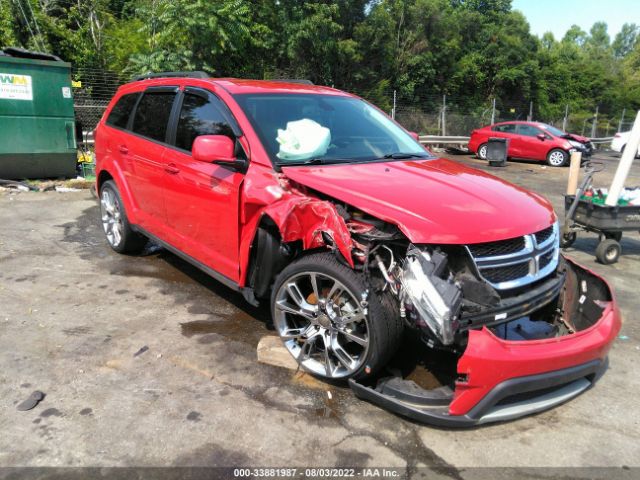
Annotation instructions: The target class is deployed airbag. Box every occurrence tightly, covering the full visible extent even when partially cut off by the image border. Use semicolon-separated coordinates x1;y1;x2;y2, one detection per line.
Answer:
276;119;331;161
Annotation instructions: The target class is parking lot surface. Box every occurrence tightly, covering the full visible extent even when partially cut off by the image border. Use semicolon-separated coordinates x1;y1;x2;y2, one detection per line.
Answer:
0;152;639;473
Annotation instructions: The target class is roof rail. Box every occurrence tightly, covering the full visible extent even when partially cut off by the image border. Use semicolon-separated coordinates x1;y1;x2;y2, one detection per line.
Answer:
132;71;209;81
269;79;314;85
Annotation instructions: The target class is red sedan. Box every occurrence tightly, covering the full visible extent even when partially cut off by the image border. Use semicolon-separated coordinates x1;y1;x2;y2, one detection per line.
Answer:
469;121;593;167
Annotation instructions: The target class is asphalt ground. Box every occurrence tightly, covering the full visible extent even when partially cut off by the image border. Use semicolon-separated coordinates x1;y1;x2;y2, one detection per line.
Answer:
0;149;638;476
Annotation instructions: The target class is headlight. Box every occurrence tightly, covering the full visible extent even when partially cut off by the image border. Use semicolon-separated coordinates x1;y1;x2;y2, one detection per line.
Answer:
401;248;462;345
569;140;583;148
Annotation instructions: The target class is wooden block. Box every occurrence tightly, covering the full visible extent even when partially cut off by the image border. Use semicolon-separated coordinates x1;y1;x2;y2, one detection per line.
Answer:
257;335;299;371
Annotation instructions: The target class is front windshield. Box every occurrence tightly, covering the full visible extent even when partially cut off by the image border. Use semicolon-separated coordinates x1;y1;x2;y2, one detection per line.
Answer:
233;93;431;165
540;124;566;137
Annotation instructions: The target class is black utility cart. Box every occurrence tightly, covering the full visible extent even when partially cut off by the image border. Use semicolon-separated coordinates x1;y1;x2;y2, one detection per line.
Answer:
561;162;640;264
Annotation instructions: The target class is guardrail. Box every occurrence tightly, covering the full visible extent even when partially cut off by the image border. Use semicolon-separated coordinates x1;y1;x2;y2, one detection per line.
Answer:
589;137;614;144
419;135;470;145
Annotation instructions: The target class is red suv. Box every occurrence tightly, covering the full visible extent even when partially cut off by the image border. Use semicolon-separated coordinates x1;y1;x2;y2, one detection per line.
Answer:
95;73;620;426
469;121;593;166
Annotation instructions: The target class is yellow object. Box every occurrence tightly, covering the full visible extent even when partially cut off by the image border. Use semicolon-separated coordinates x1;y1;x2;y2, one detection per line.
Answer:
72;80;82;88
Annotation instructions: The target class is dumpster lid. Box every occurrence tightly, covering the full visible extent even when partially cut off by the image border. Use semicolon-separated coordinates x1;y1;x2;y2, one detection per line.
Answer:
1;47;63;62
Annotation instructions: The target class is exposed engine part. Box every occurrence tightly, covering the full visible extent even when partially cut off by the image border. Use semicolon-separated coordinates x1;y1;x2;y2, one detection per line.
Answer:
400;246;462;345
456;273;501;311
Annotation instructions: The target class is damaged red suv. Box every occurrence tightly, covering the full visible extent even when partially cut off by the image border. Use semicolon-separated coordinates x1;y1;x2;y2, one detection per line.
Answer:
95;73;621;427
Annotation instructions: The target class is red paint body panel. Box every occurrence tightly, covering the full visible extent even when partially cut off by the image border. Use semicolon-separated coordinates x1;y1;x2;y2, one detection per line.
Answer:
450;259;622;416
469;121;579;162
283;158;556;244
95;77;621;423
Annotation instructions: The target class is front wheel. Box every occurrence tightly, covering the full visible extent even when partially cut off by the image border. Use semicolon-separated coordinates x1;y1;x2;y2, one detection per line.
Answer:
547;149;568;167
271;252;403;381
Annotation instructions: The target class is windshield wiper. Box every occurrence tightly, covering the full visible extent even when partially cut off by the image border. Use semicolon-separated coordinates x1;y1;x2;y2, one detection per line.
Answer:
282;157;352;166
382;152;430;159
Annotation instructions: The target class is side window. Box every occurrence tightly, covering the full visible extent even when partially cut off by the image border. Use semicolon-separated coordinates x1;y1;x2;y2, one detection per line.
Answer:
517;124;542;137
492;124;516;133
131;91;176;142
175;92;235;152
106;93;139;129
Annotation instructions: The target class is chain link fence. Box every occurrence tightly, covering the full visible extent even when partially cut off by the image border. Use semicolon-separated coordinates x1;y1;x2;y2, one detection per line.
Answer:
71;68;636;141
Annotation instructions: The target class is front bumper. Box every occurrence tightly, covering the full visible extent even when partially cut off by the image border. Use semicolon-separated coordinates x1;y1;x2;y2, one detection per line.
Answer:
350;258;621;427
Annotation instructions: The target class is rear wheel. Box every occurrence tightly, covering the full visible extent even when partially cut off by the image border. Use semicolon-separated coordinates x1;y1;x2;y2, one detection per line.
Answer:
595;239;621;265
547;149;568;167
100;180;146;254
271;252;402;381
477;143;488;160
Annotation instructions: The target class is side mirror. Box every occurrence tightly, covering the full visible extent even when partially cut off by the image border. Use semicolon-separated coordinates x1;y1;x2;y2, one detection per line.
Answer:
409;131;420;142
537;133;546;141
192;135;247;172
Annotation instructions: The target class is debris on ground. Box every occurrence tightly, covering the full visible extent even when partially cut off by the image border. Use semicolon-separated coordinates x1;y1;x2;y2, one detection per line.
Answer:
257;335;299;371
133;345;149;357
16;390;45;411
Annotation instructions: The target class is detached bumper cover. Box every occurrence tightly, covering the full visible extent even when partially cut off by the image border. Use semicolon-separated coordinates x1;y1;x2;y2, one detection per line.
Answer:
350;259;621;427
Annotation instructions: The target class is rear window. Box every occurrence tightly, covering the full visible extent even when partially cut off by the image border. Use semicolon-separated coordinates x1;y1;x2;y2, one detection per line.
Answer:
131;91;176;142
106;93;139;129
492;124;516;133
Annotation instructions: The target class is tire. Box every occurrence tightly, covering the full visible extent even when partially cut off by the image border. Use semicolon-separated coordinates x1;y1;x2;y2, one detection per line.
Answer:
270;252;403;381
595;239;621;265
477;143;488;160
547;148;568;167
99;180;146;254
560;231;577;248
604;231;622;242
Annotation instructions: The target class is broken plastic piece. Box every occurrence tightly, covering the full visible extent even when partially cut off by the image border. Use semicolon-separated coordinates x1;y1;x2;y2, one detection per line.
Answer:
17;390;45;411
134;345;149;357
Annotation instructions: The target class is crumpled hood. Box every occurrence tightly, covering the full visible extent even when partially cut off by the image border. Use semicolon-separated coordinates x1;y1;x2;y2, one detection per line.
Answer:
565;133;590;143
282;158;556;244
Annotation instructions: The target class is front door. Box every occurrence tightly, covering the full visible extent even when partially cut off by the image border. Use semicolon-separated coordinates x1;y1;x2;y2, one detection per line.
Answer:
513;124;548;161
162;88;245;282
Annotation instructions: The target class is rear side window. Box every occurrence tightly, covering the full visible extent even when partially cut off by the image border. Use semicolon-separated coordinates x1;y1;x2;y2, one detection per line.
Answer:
106;93;139;129
131;91;176;142
492;124;516;133
175;92;234;151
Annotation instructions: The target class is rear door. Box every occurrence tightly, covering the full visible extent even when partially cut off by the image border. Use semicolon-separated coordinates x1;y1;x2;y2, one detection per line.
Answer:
127;87;178;233
162;87;245;282
491;123;519;156
514;124;547;161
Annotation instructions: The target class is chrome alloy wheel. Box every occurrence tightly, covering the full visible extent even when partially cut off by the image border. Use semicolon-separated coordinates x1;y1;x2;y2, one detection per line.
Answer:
548;150;566;166
100;188;123;247
478;144;488;159
273;272;370;379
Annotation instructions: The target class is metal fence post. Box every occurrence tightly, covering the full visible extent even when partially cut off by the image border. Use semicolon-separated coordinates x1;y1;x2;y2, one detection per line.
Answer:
391;90;396;120
591;105;599;138
441;94;446;136
490;98;496;125
527;101;533;121
618;108;626;132
562;104;569;132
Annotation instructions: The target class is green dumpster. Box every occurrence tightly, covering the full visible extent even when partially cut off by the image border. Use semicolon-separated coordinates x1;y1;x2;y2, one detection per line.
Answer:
0;50;76;179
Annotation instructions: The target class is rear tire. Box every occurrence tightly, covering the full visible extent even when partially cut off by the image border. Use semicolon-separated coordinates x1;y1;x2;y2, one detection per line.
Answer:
477;143;488;160
595;239;621;265
99;180;146;254
547;149;568;167
271;252;403;381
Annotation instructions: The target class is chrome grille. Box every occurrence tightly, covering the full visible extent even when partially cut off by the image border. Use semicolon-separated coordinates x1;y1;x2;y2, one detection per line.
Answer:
466;222;559;290
468;237;525;257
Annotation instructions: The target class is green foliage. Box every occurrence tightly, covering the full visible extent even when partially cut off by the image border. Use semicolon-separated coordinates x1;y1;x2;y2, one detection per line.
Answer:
3;0;640;130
